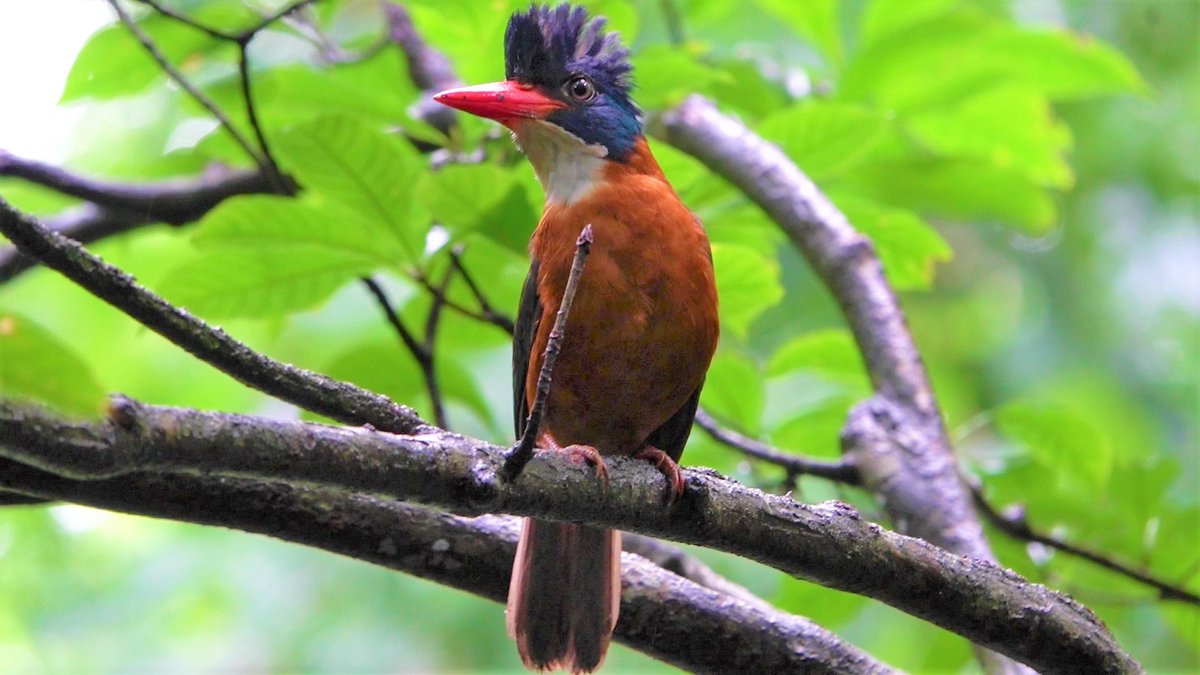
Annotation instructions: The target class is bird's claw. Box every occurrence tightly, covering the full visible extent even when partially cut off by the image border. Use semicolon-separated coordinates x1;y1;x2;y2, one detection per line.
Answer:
562;444;610;486
636;446;684;504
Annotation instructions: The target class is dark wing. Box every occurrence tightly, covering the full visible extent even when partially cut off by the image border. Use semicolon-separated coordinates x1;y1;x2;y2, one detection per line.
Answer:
513;258;542;438
644;382;704;462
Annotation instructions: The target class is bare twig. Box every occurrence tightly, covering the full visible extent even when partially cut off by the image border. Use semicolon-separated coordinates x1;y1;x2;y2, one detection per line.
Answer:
448;246;516;334
106;0;268;172
503;224;594;480
236;47;286;190
134;0;320;43
698;405;1200;608
0;160;278;282
0;491;51;507
0;151;278;221
970;482;1200;606
412;269;515;334
0;198;425;434
0;395;1140;674
694;409;861;485
360;276;448;429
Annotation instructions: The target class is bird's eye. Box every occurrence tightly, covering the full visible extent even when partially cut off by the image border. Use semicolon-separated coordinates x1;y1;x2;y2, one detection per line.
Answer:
564;76;596;102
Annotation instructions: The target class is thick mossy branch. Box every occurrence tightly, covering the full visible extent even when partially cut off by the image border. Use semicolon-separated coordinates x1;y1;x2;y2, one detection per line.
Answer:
0;461;885;675
0;396;1139;674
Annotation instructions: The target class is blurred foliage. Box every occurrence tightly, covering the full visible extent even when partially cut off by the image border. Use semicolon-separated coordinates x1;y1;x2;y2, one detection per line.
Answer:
1;0;1197;672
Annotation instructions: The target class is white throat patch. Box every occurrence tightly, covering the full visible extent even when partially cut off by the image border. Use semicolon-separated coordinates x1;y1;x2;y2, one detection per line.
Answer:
512;120;607;206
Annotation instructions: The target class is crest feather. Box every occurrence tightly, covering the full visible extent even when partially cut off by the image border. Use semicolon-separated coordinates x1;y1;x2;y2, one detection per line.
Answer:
504;4;632;91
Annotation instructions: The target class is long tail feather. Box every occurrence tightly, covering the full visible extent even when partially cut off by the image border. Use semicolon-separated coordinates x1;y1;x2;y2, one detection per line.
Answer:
507;518;621;673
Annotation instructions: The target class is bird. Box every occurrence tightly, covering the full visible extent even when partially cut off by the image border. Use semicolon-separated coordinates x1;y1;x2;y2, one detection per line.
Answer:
434;4;719;672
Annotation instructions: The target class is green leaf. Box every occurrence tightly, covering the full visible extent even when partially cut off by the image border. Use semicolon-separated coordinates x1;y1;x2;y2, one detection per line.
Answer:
272;115;426;261
0;312;104;415
255;55;417;129
829;193;952;290
318;341;425;420
158;246;377;319
846;159;1058;234
701;352;765;435
61;17;215;103
770;395;856;459
438;357;499;433
767;329;869;389
845;12;1142;110
995;398;1115;491
193;195;407;263
753;0;842;64
712;244;784;338
756;102;892;182
420;163;537;243
631;45;724;109
905;84;1074;188
709;59;791;122
841;11;996;109
859;0;959;47
982;29;1146;100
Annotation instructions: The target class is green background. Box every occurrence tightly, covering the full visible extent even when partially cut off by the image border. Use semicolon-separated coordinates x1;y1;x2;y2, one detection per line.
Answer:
1;0;1197;672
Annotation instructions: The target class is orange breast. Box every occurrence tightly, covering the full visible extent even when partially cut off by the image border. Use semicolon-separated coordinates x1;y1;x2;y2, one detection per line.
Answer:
527;141;719;456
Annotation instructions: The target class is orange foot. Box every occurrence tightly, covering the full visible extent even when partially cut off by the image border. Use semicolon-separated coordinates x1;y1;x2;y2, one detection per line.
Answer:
540;433;610;486
636;446;685;504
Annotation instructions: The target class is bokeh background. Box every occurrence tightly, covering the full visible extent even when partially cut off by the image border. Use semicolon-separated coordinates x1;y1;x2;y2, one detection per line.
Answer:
1;0;1196;672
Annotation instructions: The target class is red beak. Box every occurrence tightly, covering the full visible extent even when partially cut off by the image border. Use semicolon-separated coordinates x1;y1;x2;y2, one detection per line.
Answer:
433;81;566;123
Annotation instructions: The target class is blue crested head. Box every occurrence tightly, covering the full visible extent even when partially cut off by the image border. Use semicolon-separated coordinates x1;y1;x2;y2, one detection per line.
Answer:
503;4;642;161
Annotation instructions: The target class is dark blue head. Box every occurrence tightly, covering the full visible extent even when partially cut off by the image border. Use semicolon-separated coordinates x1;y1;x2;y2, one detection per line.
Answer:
503;4;642;161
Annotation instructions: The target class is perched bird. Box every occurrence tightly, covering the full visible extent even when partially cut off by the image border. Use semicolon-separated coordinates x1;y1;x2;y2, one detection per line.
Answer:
435;4;719;672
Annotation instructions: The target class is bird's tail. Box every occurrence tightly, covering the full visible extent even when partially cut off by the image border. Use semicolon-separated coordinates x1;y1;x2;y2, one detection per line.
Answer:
507;517;621;673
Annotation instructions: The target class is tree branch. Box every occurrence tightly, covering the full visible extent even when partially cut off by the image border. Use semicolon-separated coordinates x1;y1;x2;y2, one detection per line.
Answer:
0;198;424;434
0;396;1139;674
657;97;989;557
0;459;885;674
699;408;1200;607
0;157;279;283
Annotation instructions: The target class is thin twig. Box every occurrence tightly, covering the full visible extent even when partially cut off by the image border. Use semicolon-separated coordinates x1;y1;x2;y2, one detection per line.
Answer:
694;409;862;485
133;0;232;40
0;197;425;434
0;491;51;507
134;0;319;43
698;400;1199;607
236;46;286;191
235;0;321;42
412;271;514;334
106;0;268;171
503;224;594;480
447;245;516;334
359;277;447;429
969;482;1200;606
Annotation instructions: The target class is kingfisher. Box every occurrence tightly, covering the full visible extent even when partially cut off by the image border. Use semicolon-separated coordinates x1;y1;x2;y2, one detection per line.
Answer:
435;4;719;672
